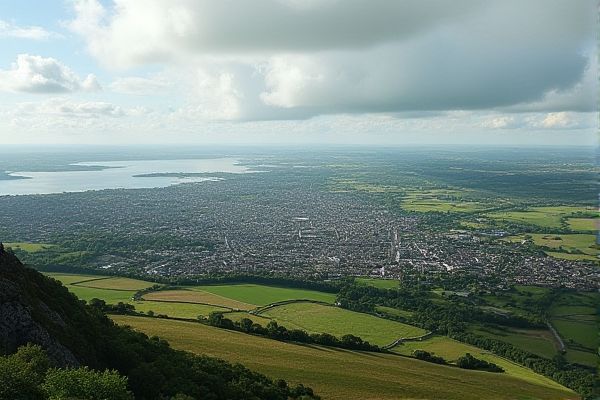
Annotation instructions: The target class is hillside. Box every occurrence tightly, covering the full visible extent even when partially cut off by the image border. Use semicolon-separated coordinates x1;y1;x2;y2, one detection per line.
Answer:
112;315;578;400
0;249;318;399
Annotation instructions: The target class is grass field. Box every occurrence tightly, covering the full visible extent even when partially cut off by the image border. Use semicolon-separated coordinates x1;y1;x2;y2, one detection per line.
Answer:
224;311;273;326
401;190;488;213
375;305;414;319
356;277;400;289
262;302;426;346
5;242;56;252
132;300;228;319
190;284;337;306
392;336;567;391
142;289;255;310
112;316;574;400
549;292;599;367
566;217;598;231
46;273;106;285
77;276;155;291
487;206;596;229
506;233;598;261
470;325;558;359
46;273;150;303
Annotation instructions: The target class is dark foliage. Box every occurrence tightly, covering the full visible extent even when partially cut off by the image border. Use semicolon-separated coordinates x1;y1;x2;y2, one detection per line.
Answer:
206;312;381;352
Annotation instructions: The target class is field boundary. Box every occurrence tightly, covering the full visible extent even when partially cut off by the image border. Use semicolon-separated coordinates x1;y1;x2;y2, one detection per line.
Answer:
252;299;334;315
382;331;434;349
139;297;238;311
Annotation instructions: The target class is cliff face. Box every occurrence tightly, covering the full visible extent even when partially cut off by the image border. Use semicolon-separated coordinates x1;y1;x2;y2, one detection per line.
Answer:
0;249;79;365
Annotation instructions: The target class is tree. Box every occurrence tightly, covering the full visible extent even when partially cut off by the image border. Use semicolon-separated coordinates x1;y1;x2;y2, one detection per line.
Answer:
42;367;133;400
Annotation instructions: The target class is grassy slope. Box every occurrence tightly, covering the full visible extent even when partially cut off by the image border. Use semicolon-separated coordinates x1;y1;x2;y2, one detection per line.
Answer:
191;284;337;306
470;325;558;359
133;301;229;319
263;302;426;346
392;336;567;391
549;292;599;367
78;276;155;291
112;316;575;400
143;289;256;310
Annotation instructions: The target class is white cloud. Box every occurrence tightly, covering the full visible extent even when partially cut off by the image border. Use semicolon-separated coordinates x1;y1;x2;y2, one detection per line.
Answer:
109;76;169;95
0;20;60;40
0;54;101;93
16;98;126;118
66;0;596;121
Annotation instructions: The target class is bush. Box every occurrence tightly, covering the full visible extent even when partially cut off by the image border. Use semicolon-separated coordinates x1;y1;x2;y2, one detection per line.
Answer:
456;353;504;373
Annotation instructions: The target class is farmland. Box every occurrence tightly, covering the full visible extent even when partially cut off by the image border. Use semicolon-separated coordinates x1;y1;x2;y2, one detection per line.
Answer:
5;242;56;252
469;325;558;359
505;233;598;262
189;284;337;305
391;336;566;390
261;302;427;346
142;289;256;310
487;206;596;229
401;189;489;213
549;292;599;367
356;277;400;289
112;315;575;400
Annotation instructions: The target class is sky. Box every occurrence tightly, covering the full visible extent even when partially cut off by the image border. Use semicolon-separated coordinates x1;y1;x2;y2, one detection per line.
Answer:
0;0;597;146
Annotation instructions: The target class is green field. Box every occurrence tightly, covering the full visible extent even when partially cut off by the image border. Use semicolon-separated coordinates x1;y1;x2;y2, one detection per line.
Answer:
402;190;488;213
487;206;596;229
392;336;567;391
375;305;414;319
46;273;105;285
143;289;256;310
549;292;599;367
356;277;400;289
132;300;229;319
112;316;574;400
566;217;598;231
470;325;558;359
262;302;426;346
77;276;155;291
189;284;337;306
224;311;273;326
506;233;598;261
5;242;56;252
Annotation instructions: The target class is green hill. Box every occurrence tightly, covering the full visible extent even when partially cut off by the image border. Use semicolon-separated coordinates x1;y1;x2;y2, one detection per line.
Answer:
0;249;318;400
112;315;577;400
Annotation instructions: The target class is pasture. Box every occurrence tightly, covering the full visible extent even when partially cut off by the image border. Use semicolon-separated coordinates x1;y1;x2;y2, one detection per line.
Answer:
112;315;573;400
549;291;599;367
78;276;155;291
356;277;400;289
5;242;56;252
392;336;565;390
261;302;426;346
566;217;597;231
506;233;598;261
470;325;558;359
401;190;488;213
487;206;596;229
133;300;228;319
142;289;255;310
190;284;337;306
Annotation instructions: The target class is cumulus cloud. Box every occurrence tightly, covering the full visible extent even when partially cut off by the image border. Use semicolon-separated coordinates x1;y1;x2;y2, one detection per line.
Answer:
66;0;596;120
109;76;169;94
16;98;126;118
0;20;60;40
0;54;101;93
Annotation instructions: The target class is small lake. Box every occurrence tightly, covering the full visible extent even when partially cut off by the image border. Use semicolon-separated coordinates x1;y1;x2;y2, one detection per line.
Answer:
0;158;251;196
